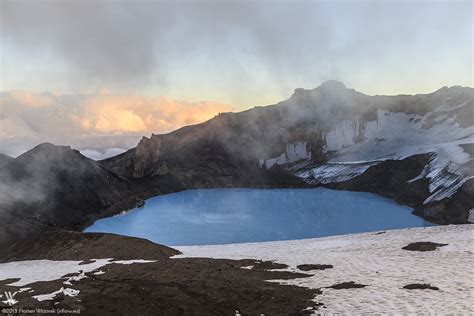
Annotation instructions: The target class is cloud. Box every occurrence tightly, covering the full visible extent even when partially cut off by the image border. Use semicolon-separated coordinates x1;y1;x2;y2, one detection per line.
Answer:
0;91;232;158
4;90;55;108
2;0;471;106
78;148;128;160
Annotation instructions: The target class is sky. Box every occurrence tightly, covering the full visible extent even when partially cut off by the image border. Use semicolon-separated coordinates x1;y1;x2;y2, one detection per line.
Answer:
0;0;472;158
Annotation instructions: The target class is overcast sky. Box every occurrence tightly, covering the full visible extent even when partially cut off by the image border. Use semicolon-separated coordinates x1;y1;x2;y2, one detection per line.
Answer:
0;0;472;158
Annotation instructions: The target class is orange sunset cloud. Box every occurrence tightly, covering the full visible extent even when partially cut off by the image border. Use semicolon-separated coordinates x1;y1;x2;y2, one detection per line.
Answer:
0;91;233;158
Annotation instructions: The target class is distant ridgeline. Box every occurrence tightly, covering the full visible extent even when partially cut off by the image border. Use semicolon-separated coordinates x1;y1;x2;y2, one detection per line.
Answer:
0;81;472;249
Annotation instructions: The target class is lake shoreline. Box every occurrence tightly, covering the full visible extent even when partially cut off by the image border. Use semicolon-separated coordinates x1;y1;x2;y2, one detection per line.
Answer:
84;188;432;246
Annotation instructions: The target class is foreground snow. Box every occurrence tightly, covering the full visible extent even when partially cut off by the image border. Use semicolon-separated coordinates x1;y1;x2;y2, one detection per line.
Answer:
0;258;156;287
0;258;156;302
177;225;474;314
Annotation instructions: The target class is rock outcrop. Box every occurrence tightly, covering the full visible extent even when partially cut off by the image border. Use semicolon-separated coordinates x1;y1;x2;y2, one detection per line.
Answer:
133;134;162;177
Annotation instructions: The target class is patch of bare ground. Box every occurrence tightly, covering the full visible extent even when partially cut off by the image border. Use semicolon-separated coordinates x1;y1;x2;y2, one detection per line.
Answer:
326;281;367;290
402;241;448;251
403;283;439;290
297;264;333;271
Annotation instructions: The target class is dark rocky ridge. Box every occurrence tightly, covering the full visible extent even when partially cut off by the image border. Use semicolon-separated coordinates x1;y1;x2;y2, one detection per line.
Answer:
0;143;134;248
0;231;179;262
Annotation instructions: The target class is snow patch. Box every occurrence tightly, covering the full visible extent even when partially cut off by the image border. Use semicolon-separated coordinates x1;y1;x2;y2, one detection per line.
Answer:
468;209;474;223
177;225;474;314
262;141;311;169
33;287;80;302
0;258;156;286
436;97;472;112
324;110;425;153
421;145;472;204
111;259;156;265
63;270;87;285
297;161;378;184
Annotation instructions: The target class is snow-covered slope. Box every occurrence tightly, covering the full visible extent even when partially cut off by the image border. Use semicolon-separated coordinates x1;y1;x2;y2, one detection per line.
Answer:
177;224;474;314
257;83;473;223
294;104;473;204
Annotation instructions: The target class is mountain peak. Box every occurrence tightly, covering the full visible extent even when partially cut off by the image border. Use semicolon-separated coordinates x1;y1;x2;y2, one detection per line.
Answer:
318;80;347;90
289;80;355;104
16;142;81;162
29;142;72;153
291;80;349;98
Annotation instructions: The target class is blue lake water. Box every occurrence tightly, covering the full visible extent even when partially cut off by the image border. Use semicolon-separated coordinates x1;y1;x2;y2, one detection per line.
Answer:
85;188;433;246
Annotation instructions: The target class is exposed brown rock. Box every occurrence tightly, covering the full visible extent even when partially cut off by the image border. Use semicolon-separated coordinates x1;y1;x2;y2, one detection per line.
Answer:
251;260;289;270
297;264;333;271
326;281;367;289
133;135;162;177
153;161;169;176
403;283;439;290
402;242;448;252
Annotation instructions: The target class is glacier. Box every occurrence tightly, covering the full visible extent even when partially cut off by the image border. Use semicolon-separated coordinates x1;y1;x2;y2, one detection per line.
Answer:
262;96;473;205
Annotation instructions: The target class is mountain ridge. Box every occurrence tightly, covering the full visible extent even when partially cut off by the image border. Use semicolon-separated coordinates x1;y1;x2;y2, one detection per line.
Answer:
0;82;472;249
100;82;473;224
